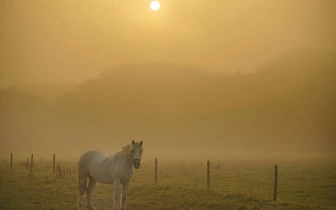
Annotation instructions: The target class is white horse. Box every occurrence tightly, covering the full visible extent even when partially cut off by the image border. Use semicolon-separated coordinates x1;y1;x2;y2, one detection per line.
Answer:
78;140;143;210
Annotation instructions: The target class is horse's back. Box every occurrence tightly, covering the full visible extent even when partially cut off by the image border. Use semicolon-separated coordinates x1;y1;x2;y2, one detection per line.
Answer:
78;150;109;175
78;149;116;183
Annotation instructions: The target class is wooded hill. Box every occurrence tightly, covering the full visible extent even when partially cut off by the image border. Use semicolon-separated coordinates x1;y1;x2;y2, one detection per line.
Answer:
1;50;335;156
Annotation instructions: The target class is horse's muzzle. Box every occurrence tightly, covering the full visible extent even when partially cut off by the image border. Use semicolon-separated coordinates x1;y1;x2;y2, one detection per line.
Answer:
133;159;141;169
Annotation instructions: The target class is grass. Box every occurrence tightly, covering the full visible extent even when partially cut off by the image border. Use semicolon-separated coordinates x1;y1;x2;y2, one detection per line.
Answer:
0;156;335;210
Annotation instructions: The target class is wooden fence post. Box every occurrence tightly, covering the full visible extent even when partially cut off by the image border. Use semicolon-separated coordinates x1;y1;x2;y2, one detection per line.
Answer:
274;164;278;201
155;158;158;184
207;160;210;188
9;153;13;181
53;154;56;174
30;154;34;178
10;153;13;170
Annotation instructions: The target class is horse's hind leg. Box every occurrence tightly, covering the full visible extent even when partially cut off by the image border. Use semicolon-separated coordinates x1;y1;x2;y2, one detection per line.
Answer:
86;176;97;210
78;175;87;210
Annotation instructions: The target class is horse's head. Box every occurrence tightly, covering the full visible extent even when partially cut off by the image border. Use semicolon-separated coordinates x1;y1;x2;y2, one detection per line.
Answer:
131;140;143;169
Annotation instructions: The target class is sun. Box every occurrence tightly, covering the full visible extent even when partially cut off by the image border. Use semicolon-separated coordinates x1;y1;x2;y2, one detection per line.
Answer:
150;1;160;11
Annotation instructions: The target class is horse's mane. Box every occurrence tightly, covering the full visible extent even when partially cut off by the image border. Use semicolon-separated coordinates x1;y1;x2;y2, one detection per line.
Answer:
120;144;133;164
121;144;132;156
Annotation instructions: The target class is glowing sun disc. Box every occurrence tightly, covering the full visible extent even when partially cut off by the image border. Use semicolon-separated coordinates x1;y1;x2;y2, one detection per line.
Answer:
150;1;160;11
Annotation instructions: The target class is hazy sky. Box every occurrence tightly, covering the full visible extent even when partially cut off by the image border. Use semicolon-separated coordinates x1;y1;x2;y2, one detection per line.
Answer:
1;0;335;86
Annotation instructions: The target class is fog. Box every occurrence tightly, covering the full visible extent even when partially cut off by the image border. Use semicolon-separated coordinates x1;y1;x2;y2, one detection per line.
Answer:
1;0;336;86
0;0;335;160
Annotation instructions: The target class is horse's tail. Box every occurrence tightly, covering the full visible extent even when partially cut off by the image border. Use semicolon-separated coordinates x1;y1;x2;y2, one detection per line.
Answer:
78;150;91;177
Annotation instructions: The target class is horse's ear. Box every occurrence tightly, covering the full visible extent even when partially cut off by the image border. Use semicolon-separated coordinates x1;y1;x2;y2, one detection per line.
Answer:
140;140;143;145
132;140;135;145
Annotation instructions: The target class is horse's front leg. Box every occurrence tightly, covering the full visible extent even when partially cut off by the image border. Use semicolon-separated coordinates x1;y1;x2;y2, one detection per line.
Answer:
112;179;120;210
121;181;130;210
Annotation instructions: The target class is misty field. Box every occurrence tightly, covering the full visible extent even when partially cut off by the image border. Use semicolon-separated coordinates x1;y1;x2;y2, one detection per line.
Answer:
0;155;335;210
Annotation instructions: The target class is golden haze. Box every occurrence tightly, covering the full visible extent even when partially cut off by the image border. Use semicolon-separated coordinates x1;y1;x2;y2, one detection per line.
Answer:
0;0;335;159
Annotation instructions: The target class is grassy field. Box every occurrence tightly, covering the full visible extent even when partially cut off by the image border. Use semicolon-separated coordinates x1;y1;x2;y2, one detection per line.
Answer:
0;155;335;210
